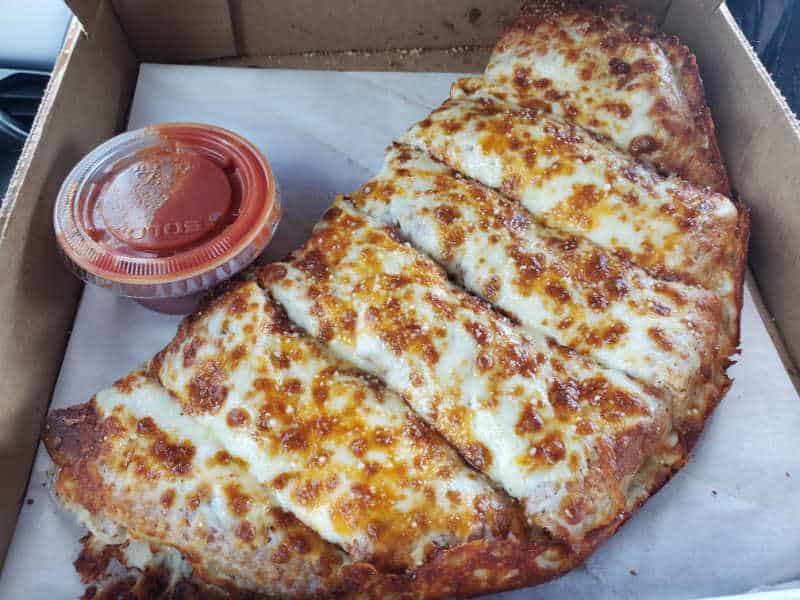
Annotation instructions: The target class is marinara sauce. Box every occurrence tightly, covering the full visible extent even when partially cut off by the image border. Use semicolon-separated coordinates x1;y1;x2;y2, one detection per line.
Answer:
54;123;280;313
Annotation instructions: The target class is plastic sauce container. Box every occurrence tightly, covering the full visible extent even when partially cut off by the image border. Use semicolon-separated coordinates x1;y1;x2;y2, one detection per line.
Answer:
54;123;280;313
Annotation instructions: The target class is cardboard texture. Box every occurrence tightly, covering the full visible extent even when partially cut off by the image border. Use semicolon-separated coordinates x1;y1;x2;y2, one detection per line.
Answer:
0;0;798;591
112;0;237;61
227;0;520;56
107;0;672;64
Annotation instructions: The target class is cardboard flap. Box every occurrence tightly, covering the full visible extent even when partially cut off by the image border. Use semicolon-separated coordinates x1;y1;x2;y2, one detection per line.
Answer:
229;0;519;57
112;0;237;61
663;0;800;369
107;0;676;62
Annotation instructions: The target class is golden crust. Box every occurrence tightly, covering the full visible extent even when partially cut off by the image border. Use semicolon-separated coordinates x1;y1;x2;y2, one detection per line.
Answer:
350;538;574;599
656;32;730;195
72;535;574;600
731;205;751;354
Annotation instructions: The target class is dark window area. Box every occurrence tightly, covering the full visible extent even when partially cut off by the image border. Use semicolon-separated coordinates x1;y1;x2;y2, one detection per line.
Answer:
729;0;800;116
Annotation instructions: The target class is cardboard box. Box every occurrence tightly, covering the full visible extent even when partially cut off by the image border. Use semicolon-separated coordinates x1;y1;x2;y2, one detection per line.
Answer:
0;0;798;574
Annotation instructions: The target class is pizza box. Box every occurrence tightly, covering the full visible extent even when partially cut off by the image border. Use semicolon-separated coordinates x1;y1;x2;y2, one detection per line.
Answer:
0;0;798;598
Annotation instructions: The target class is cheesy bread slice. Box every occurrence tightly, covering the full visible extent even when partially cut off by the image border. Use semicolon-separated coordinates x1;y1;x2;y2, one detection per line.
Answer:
398;96;744;356
454;1;729;193
352;144;721;404
150;280;521;572
44;306;571;599
43;370;352;599
264;200;672;549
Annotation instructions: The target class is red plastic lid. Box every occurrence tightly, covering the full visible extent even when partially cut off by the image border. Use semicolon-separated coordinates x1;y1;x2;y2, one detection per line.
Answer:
54;123;280;300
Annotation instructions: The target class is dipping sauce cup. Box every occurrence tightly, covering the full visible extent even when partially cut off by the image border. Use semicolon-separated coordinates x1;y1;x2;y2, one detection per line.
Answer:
54;123;280;313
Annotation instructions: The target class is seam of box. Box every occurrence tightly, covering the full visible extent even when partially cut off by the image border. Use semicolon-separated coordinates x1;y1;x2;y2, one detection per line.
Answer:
745;271;800;393
106;0;143;62
63;0;102;33
226;0;245;57
656;0;674;27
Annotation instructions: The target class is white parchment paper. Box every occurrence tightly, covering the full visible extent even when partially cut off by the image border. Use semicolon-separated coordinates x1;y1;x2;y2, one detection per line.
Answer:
1;64;799;600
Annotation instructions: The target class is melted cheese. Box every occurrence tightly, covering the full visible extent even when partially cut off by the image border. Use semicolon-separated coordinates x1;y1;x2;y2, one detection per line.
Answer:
398;96;740;350
44;371;350;598
265;200;669;546
460;3;728;193
351;144;720;400
153;281;519;572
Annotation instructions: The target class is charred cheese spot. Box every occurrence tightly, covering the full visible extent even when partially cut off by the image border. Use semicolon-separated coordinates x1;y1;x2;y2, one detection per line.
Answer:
224;483;253;516
297;250;330;281
463;320;491;346
226;408;250;428
654;282;687;306
548;379;580;418
521;432;566;470
159;488;175;509
462;443;492;470
272;472;292;490
649;301;672;316
600;101;631;119
186;483;211;512
545;281;570;303
235;520;255;543
509;245;544;290
582;321;629;348
552;184;603;230
187;361;228;414
629;134;661;156
608;56;630;75
587;290;608;310
259;263;288;285
515;403;544;434
135;417;195;477
113;372;139;395
648;327;674;352
210;450;248;470
513;65;533;88
484;276;501;300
